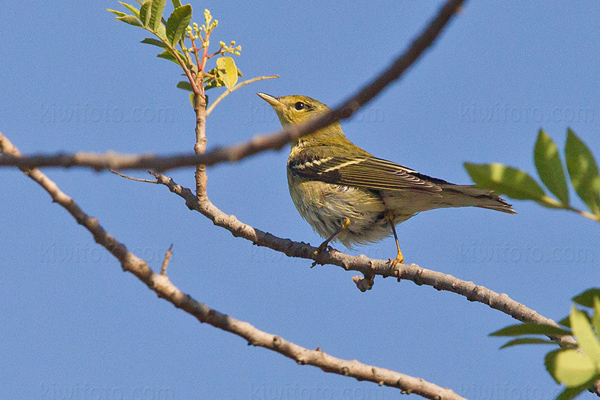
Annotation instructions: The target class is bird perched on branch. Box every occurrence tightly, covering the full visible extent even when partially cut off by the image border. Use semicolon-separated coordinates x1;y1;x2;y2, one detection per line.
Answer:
257;93;515;267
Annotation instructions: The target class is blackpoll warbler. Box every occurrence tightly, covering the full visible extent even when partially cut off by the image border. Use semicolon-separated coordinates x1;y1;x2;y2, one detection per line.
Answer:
257;93;515;265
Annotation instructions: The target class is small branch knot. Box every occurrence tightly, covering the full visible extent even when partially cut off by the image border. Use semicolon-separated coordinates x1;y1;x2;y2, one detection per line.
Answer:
352;275;375;292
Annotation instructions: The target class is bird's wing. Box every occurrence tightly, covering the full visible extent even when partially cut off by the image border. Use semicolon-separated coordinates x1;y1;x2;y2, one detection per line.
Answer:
289;153;443;192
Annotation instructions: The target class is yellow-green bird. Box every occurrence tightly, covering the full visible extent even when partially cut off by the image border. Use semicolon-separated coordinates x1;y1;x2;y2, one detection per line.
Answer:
257;93;515;265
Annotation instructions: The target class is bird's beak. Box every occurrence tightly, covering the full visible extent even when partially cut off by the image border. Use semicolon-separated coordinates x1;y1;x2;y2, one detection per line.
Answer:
257;92;283;108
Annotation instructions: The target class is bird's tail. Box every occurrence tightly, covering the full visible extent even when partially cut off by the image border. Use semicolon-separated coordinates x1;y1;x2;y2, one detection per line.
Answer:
442;185;516;214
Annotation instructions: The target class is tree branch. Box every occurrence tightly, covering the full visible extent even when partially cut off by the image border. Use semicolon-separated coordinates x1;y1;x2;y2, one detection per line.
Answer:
0;131;468;400
149;171;579;347
206;75;280;116
0;0;465;172
150;171;600;397
3;0;599;394
110;169;159;183
193;91;208;201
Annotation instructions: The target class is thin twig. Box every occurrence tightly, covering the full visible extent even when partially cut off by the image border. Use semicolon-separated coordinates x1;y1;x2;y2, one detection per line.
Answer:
160;244;173;276
110;169;159;183
540;196;600;223
206;75;280;116
567;206;600;222
0;131;468;400
0;0;465;172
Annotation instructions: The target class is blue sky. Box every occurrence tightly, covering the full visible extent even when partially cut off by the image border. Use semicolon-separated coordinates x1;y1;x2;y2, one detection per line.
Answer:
1;1;599;399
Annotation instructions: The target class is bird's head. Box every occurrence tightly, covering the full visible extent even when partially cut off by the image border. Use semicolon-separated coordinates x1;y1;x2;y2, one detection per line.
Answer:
256;93;330;126
257;93;350;148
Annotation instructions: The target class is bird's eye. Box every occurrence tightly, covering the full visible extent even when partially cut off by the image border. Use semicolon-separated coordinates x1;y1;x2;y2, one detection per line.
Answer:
294;101;306;110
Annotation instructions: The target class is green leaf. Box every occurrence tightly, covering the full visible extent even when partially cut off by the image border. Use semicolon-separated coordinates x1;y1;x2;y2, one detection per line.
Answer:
149;0;166;32
216;57;238;89
156;50;179;64
499;337;556;349
490;322;571;337
560;312;594;329
593;297;600;336
166;4;192;47
570;306;600;363
155;48;187;66
141;38;168;48
116;15;143;27
573;289;600;308
156;23;167;40
171;0;182;7
465;163;546;201
176;81;193;92
119;2;140;17
139;0;152;27
556;385;589;400
566;128;600;216
559;316;571;328
535;129;570;205
545;349;598;387
107;9;128;17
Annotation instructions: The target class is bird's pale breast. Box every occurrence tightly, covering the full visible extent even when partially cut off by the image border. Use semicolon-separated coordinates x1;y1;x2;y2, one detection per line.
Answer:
287;169;394;248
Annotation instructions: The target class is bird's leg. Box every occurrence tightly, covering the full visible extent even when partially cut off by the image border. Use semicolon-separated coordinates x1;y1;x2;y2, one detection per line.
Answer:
314;217;351;257
386;211;404;267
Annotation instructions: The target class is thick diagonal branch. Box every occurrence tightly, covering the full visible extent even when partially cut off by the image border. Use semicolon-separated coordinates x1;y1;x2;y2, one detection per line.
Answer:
0;0;465;172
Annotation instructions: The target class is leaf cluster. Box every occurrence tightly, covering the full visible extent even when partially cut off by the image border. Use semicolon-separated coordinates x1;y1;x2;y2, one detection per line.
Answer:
108;0;242;94
465;129;600;222
491;289;600;399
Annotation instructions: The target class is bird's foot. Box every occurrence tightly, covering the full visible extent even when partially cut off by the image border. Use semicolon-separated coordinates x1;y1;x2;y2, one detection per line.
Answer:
388;251;405;277
313;241;332;257
311;241;333;267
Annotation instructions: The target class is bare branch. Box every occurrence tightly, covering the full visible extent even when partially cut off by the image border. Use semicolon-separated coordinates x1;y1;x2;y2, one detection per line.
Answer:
110;169;159;183
206;75;280;116
160;244;173;276
0;131;469;400
150;170;579;347
148;169;600;397
0;0;465;172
